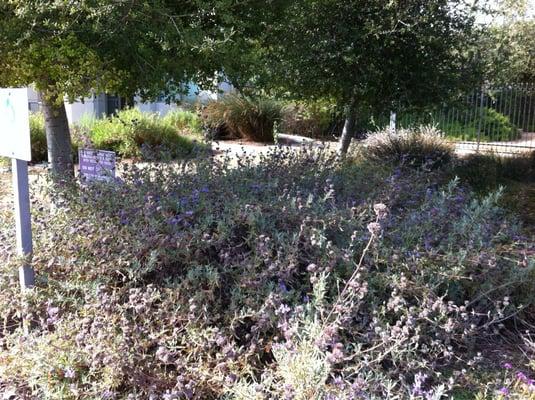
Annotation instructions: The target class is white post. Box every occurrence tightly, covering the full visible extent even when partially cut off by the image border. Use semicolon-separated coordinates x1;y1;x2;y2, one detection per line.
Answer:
12;158;35;289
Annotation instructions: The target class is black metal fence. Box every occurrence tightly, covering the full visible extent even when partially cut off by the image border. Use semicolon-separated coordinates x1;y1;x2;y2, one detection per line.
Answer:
393;83;535;154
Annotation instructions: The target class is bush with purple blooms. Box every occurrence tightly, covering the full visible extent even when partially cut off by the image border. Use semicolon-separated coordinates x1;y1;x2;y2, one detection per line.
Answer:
0;145;534;399
475;360;535;399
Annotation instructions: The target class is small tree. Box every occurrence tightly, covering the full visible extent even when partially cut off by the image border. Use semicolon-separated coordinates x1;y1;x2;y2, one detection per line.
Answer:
0;1;233;178
247;0;481;154
478;20;535;84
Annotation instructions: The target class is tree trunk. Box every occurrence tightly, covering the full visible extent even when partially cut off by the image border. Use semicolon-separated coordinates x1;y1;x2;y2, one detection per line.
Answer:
42;94;74;179
337;97;358;156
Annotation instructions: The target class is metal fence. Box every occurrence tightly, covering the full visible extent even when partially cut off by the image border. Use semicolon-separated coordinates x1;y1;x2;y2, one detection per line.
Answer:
393;83;535;154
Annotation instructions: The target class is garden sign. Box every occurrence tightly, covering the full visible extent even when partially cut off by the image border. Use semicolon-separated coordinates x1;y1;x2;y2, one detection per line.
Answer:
79;148;116;182
0;88;34;290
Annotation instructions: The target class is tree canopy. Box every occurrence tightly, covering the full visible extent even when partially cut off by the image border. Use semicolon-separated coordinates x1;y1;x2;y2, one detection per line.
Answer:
479;20;535;84
0;1;241;102
0;0;487;162
222;0;482;153
0;1;250;176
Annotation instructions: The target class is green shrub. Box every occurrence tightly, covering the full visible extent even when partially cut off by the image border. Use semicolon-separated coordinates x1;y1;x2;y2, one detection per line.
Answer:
280;101;342;139
454;151;535;189
29;112;48;163
445;107;520;142
24;112;79;164
162;109;202;135
80;108;204;160
2;110;202;166
203;94;282;142
397;107;520;142
363;125;454;168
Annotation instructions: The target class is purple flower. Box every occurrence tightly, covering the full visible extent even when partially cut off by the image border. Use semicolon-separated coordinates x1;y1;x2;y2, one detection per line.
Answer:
411;372;428;396
46;303;60;325
498;387;509;397
101;390;116;400
503;362;512;369
278;281;288;293
333;376;346;389
225;373;237;384
64;367;76;379
516;371;529;383
276;303;291;316
167;216;182;225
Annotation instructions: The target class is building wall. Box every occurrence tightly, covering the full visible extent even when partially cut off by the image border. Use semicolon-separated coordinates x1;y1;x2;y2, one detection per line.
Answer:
26;81;234;123
65;94;107;124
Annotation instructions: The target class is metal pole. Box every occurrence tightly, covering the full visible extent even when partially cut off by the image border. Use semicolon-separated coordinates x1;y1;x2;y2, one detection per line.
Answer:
476;86;485;152
471;89;478;141
520;83;528;132
461;96;470;140
527;84;534;148
512;84;520;131
12;158;35;289
505;84;513;137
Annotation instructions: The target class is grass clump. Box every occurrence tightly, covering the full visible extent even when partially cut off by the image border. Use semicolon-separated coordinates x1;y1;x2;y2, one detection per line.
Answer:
363;125;454;169
0;146;534;399
203;94;282;142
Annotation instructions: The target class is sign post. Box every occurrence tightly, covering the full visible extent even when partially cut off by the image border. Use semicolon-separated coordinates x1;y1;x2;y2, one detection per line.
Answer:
12;158;34;288
0;88;34;289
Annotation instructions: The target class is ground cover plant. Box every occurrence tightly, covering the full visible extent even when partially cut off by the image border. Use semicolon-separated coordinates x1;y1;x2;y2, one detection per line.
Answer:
0;142;534;399
453;151;535;231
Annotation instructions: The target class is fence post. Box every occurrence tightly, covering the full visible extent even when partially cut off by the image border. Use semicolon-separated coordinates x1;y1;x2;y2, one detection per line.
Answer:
476;85;485;152
389;111;396;133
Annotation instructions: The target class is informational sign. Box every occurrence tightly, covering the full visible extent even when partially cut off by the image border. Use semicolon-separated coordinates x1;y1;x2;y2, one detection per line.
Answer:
0;88;31;161
79;148;116;182
0;87;34;290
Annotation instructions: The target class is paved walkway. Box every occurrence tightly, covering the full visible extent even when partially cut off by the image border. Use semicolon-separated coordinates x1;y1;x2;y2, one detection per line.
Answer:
454;132;535;155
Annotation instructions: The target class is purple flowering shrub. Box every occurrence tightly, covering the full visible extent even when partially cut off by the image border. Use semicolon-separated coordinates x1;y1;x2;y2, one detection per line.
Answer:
476;360;535;399
0;146;534;399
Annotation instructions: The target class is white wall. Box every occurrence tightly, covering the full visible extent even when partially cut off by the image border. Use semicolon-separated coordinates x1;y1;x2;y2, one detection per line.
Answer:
26;80;235;123
65;94;107;124
135;100;179;116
